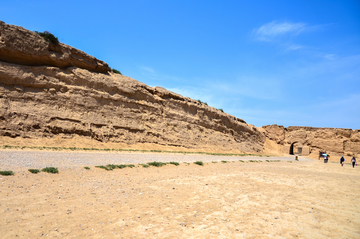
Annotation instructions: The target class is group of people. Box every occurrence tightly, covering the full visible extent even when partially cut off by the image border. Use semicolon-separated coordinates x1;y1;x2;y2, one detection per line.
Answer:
340;155;357;168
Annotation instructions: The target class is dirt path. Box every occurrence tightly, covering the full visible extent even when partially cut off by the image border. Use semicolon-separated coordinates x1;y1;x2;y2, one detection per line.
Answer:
0;153;359;238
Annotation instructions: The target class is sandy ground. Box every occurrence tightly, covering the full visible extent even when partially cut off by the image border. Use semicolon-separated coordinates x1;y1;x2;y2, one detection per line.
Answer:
0;152;359;238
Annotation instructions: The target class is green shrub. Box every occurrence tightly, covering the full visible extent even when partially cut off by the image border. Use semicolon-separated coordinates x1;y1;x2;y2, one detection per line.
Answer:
95;165;111;170
147;161;167;167
221;160;228;163
219;109;224;112
0;171;14;176
34;31;59;44
141;164;149;168
84;167;90;170
212;161;218;163
194;161;203;166
169;162;179;166
106;164;117;170
112;68;122;74
28;169;40;174
41;167;59;174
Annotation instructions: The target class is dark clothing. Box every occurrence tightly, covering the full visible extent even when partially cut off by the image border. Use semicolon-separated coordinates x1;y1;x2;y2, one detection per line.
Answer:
352;157;356;168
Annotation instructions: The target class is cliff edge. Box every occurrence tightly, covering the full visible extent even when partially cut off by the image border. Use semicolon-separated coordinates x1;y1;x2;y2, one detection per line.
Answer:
0;21;265;153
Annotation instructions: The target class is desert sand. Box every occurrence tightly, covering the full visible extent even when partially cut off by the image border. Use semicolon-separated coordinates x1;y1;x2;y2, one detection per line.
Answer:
1;151;359;238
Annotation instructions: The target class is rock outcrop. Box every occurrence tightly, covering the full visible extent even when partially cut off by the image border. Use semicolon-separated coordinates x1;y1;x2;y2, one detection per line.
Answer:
0;21;265;153
0;21;110;73
262;124;360;156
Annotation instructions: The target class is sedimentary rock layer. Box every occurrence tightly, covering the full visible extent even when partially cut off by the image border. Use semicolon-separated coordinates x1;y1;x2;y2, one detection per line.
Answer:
0;21;265;152
262;124;360;156
0;21;110;73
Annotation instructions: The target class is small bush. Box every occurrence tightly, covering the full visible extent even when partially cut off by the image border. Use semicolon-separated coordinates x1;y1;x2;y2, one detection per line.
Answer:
106;164;117;170
169;162;179;166
112;68;122;74
0;171;14;176
141;164;149;168
219;109;224;112
95;165;111;170
41;167;59;174
239;160;245;163
84;167;90;170
212;161;218;163
194;161;203;166
221;161;228;163
28;169;40;174
34;31;59;44
148;162;167;167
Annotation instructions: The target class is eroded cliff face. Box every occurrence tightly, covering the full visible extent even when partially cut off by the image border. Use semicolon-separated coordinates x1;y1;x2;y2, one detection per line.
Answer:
0;21;110;73
0;21;265;153
262;124;360;156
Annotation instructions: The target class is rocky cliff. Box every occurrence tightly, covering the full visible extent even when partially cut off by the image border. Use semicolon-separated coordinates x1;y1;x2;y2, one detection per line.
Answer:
0;21;265;153
262;124;360;157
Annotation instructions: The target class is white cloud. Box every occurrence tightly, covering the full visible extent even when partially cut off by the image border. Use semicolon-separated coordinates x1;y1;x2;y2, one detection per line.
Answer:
208;76;283;101
324;54;336;60
285;44;304;51
254;21;306;41
139;66;155;74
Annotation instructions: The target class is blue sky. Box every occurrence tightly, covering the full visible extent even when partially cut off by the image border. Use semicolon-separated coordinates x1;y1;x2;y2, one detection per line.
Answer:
2;0;360;129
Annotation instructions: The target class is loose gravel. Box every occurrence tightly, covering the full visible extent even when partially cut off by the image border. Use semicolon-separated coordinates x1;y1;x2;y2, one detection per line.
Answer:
0;150;310;171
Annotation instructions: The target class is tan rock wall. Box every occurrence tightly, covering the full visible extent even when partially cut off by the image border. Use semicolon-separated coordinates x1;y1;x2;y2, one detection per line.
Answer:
0;21;110;73
0;60;265;152
262;125;360;156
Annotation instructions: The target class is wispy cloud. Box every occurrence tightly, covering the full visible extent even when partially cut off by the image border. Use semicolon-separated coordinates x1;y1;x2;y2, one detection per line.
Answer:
285;44;304;51
253;21;306;41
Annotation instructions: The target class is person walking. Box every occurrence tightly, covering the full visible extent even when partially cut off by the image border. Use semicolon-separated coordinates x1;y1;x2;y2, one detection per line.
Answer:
351;156;356;168
340;156;345;167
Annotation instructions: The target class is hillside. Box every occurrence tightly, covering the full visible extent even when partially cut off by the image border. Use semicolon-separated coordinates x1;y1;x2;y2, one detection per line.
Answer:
0;21;266;153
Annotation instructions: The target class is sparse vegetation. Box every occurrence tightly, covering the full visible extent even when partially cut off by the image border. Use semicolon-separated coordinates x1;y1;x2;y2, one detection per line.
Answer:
221;160;228;163
41;167;59;174
28;169;40;174
140;164;149;168
96;165;111;171
194;161;203;166
197;100;208;106
0;171;14;176
169;162;179;166
95;164;135;170
219;109;224;112
112;68;122;74
239;160;245;163
148;162;167;167
34;31;59;44
265;160;281;162
212;161;218;163
84;167;90;170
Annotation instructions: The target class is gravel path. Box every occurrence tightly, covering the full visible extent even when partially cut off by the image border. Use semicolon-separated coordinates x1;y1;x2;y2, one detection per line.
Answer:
0;150;311;171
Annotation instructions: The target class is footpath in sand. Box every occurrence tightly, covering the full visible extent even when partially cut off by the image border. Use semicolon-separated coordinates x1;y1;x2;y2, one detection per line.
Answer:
0;151;359;238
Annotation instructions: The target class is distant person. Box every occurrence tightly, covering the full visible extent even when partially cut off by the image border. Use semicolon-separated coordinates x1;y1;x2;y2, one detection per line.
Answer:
340;156;345;167
351;157;356;168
